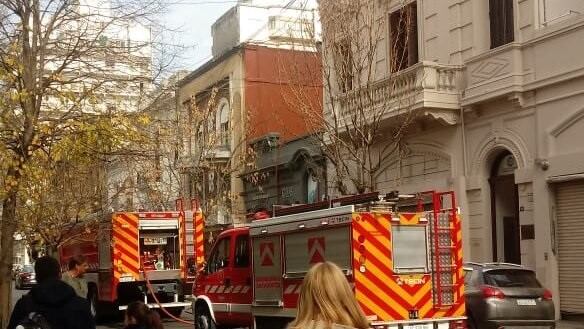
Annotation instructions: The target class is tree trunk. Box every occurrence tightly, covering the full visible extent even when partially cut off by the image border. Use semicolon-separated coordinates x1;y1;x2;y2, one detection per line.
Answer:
46;245;59;259
0;189;18;329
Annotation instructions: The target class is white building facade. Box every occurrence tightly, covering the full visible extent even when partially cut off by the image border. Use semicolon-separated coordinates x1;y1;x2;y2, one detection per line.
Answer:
61;0;155;212
211;0;320;57
322;0;584;318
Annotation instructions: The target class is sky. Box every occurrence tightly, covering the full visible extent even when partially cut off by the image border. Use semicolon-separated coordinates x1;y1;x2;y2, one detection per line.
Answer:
162;0;238;71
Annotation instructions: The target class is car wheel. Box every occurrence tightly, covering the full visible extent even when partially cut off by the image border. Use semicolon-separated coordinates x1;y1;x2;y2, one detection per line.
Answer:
195;305;216;329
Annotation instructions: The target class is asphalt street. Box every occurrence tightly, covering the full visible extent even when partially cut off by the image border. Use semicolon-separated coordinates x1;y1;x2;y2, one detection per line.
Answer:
10;282;194;329
97;311;194;329
96;309;194;329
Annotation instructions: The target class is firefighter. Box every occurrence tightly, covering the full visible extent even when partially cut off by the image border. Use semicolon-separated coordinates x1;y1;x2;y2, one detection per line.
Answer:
287;262;369;329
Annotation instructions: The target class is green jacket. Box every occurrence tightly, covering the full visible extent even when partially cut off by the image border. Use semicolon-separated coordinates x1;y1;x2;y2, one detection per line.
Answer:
61;271;88;299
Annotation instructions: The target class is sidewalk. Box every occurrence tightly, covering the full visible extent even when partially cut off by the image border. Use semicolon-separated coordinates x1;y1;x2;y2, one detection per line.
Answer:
558;320;584;329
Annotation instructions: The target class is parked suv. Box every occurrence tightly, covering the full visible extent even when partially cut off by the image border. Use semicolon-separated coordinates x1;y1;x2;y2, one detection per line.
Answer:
464;262;555;329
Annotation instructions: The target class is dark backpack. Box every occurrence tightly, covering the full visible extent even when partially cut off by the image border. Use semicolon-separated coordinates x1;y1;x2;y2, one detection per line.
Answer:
15;312;52;329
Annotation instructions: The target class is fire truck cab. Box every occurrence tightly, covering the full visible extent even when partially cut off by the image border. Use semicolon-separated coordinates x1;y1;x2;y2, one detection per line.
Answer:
192;191;466;329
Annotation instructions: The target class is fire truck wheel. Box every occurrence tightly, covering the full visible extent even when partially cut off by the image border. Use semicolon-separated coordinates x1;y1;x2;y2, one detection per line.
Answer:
194;304;216;329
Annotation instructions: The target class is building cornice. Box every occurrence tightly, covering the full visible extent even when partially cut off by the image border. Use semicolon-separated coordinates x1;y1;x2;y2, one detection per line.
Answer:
177;44;243;88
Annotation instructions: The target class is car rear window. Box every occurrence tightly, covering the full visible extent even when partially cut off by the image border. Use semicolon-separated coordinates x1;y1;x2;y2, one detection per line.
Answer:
484;269;541;288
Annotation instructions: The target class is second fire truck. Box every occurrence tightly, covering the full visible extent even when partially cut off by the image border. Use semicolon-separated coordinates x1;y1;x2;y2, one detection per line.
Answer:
58;209;205;318
192;190;466;329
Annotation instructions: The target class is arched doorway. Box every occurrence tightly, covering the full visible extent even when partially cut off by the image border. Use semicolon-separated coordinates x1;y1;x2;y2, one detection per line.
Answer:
489;151;521;264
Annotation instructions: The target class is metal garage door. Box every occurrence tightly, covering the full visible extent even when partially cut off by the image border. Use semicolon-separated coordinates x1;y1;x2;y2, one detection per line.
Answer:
556;180;584;314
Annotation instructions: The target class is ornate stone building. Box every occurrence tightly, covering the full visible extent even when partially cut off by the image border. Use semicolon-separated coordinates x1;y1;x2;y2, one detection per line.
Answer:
176;0;321;228
322;0;584;318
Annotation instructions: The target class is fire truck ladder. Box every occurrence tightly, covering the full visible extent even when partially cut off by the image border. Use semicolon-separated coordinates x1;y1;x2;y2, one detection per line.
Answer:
428;191;458;308
184;213;196;283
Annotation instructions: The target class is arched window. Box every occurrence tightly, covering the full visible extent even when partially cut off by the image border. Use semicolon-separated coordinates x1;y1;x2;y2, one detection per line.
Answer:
216;98;230;146
306;174;318;203
492;152;517;177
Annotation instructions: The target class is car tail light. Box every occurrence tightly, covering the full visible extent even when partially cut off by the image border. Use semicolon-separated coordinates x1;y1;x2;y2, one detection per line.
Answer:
543;289;553;300
449;319;467;329
481;285;505;299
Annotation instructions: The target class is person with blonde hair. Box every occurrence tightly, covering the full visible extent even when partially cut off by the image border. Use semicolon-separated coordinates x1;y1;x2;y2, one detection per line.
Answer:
288;261;370;329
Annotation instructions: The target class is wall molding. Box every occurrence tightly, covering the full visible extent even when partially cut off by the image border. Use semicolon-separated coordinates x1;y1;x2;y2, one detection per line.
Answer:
470;128;532;177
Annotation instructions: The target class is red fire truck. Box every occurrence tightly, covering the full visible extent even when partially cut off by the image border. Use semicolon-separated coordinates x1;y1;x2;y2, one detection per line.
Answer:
192;190;466;329
58;209;205;318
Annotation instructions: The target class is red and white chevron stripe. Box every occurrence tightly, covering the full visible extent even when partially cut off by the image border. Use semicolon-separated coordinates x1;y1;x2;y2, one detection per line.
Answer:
204;285;251;294
284;283;303;295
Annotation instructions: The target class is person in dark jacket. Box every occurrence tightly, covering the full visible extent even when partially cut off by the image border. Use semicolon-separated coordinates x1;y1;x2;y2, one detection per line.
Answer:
123;302;163;329
8;256;96;329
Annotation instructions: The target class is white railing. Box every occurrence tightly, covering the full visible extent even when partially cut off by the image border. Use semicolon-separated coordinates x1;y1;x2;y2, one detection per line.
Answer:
334;61;464;118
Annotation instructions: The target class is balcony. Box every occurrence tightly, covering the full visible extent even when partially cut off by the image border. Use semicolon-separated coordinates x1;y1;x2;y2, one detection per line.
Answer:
206;131;231;160
333;61;464;126
462;43;526;106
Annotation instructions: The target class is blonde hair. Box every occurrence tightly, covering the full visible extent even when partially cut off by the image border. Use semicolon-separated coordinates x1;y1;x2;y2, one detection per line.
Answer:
288;262;369;329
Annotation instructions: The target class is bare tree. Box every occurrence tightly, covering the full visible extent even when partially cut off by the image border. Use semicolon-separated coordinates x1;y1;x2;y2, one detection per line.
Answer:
283;0;419;195
129;73;187;211
0;0;168;326
181;84;256;227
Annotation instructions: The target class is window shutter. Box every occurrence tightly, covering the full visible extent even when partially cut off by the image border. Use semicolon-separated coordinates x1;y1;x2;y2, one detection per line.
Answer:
489;0;501;48
408;3;419;66
504;0;514;44
490;0;514;48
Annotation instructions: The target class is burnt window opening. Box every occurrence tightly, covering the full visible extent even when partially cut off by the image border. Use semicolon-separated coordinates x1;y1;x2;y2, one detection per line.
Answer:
333;40;353;93
390;2;419;73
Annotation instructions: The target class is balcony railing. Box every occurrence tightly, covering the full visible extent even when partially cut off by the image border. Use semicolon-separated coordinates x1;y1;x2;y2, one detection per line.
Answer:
333;61;464;123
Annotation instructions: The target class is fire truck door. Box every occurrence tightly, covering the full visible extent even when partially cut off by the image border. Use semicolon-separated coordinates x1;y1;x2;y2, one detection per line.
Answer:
199;236;232;319
228;233;252;324
252;235;282;307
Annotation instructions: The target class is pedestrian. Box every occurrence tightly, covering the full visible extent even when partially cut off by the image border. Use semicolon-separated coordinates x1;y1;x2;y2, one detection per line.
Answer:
61;255;89;299
123;301;163;329
8;256;95;329
288;261;370;329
